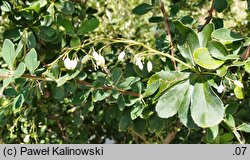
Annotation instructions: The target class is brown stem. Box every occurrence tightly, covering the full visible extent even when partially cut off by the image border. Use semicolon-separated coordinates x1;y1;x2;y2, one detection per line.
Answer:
159;0;177;70
48;115;68;141
22;74;54;81
0;74;140;97
198;0;215;32
163;119;182;144
241;46;250;60
76;80;140;97
131;129;149;144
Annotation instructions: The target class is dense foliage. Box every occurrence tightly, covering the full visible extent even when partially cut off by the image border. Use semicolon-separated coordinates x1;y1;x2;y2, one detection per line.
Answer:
0;0;250;144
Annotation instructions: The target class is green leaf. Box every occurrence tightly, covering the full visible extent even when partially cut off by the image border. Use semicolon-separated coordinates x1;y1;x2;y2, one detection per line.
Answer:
244;62;250;74
1;1;11;12
212;28;243;43
225;102;239;115
232;61;245;67
198;23;214;47
177;84;197;128
148;16;164;23
3;29;22;42
67;70;80;80
3;77;13;89
212;17;224;29
4;87;18;97
56;75;68;87
124;96;139;107
214;0;228;13
170;3;180;17
131;81;143;94
70;36;81;47
47;3;55;16
216;65;228;77
193;47;224;70
148;71;189;100
132;3;153;15
13;63;26;79
77;18;100;35
86;7;98;14
51;64;60;79
55;1;74;15
72;90;91;104
16;41;24;57
130;102;144;120
156;80;190;119
119;112;132;131
26;1;41;13
117;95;125;111
64;83;77;93
191;82;224;127
243;37;250;47
92;76;110;87
61;19;74;35
92;90;110;102
142;80;160;98
117;77;140;90
174;21;199;65
21;10;34;20
38;26;57;42
220;133;234;142
27;31;37;48
25;49;40;74
248;0;250;11
112;68;123;86
56;70;80;87
39;0;47;8
237;123;250;133
13;94;25;109
132;119;147;134
234;86;244;99
2;39;17;70
52;86;65;100
148;115;166;133
224;114;235;128
181;16;195;25
208;40;234;61
206;125;219;142
82;100;94;116
40;15;54;27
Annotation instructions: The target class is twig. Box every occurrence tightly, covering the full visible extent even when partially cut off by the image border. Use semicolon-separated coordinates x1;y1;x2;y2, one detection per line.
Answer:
76;80;140;97
163;119;182;144
241;46;250;60
223;119;244;144
233;130;243;144
159;0;177;70
131;129;149;144
48;115;68;141
0;74;140;97
198;0;215;32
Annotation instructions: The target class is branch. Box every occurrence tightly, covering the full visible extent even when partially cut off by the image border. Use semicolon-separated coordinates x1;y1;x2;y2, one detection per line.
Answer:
0;74;140;97
198;0;215;32
131;129;149;144
159;0;177;70
163;119;182;144
48;115;68;141
241;46;250;60
76;80;140;97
